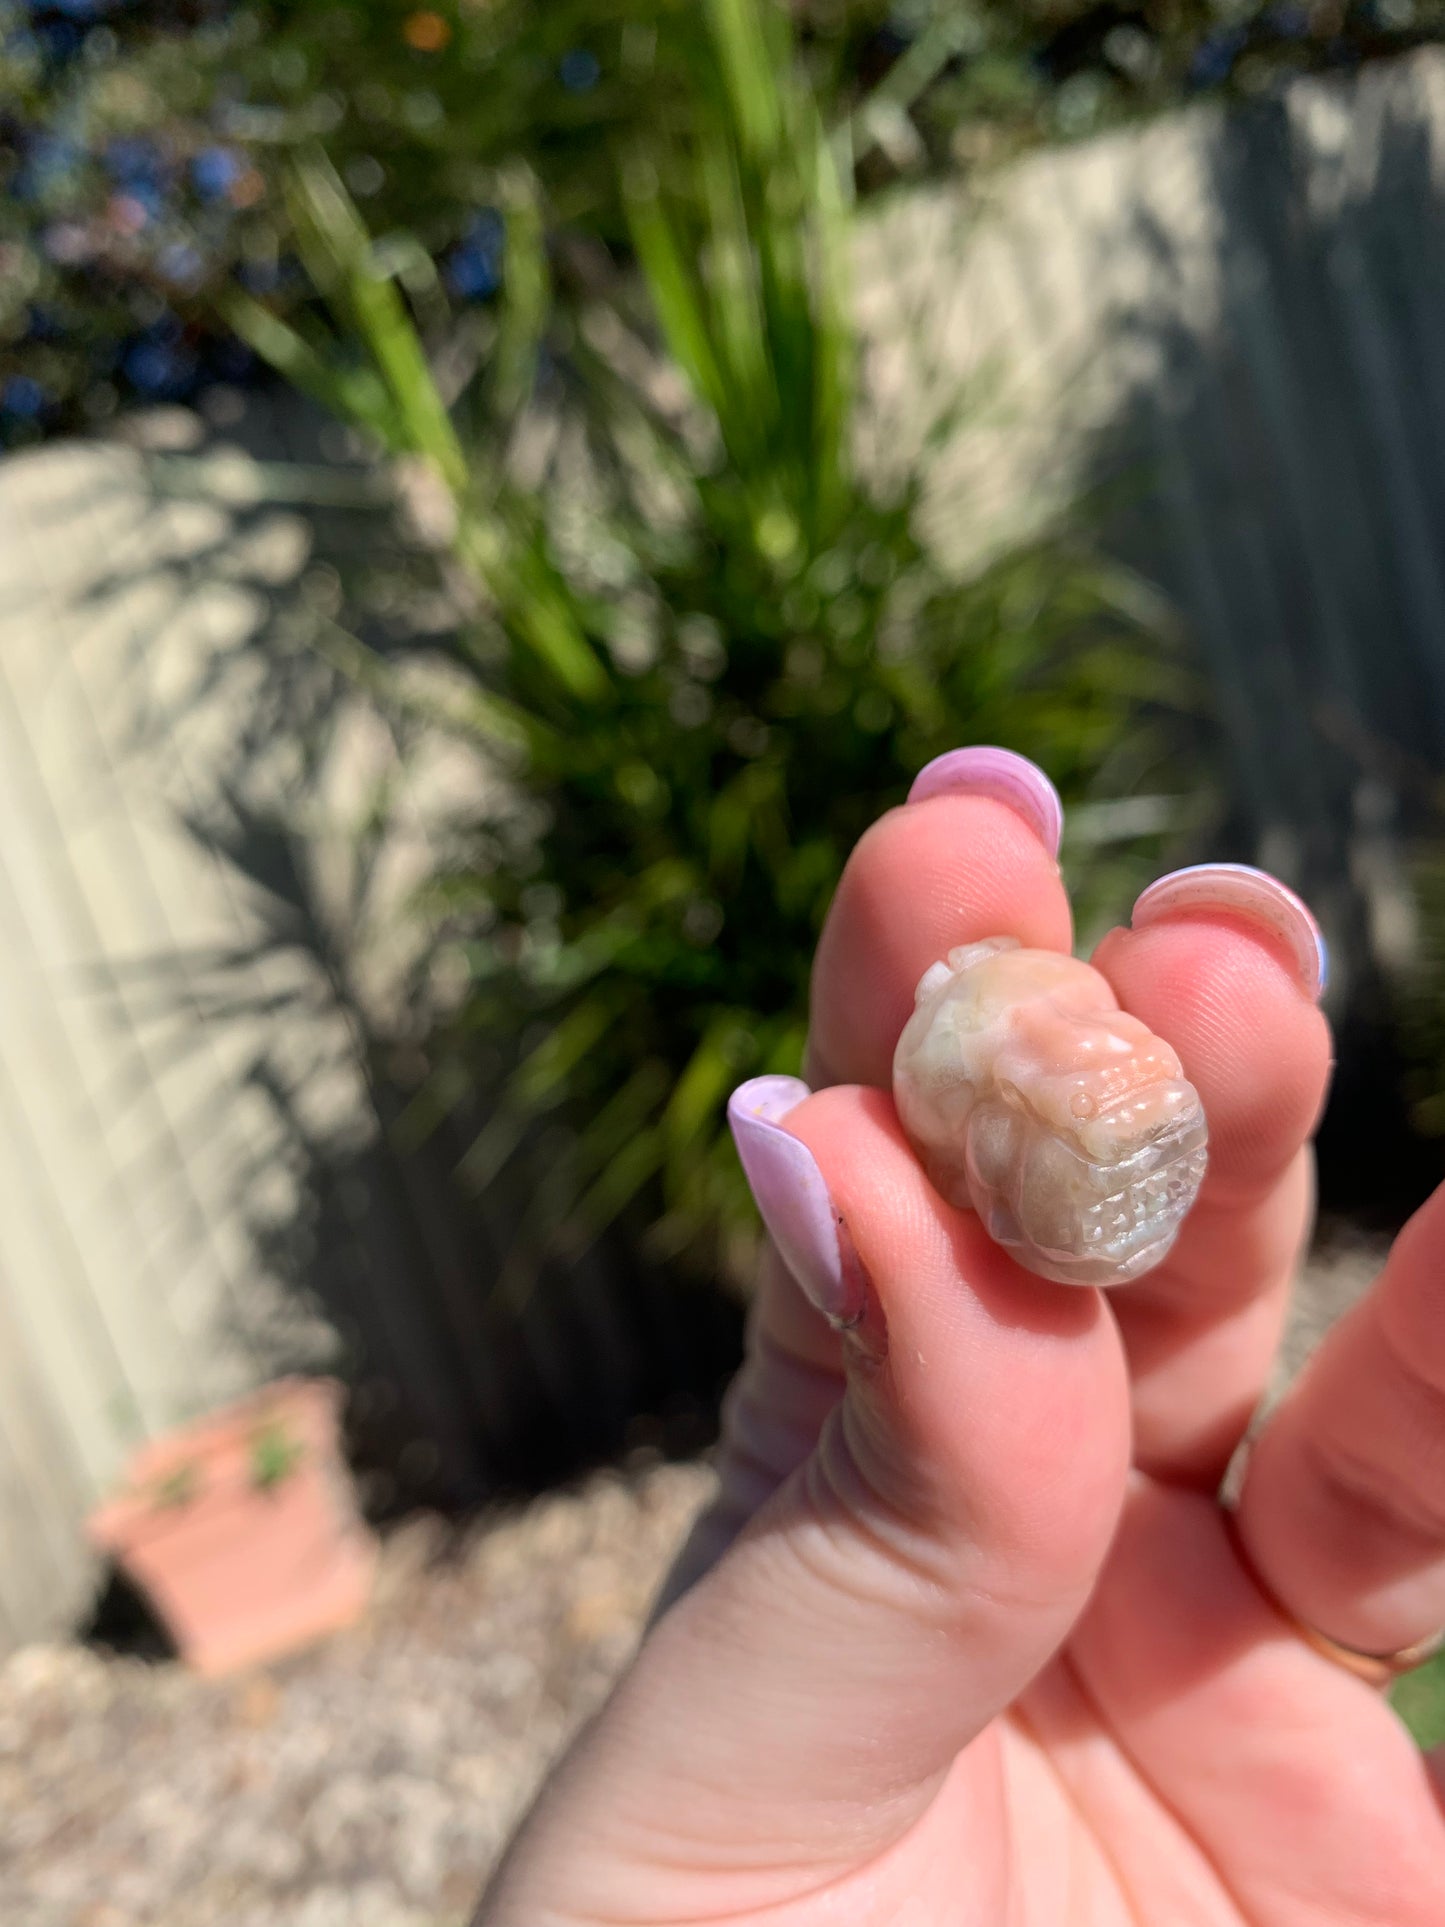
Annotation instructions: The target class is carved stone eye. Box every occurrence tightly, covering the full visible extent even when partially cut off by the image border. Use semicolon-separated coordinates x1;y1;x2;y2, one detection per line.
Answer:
892;937;1208;1287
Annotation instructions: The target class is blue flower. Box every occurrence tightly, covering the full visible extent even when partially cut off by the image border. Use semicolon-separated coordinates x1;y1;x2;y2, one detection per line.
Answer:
158;242;205;290
105;135;163;185
191;145;242;202
36;18;83;58
2;376;46;420
448;246;500;299
446;208;504;300
1188;26;1247;88
122;343;175;393
559;47;600;93
123;179;165;219
123;326;197;397
16;129;80;199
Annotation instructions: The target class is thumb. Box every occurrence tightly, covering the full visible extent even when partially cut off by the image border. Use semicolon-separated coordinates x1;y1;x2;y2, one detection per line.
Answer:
489;1080;1129;1920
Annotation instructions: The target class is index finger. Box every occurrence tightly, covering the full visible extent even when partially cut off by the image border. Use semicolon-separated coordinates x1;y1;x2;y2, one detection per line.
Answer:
806;747;1073;1089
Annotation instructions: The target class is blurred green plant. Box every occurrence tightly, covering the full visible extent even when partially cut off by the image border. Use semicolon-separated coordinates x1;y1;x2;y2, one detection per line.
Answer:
135;1421;303;1511
223;0;1199;1288
1393;1647;1445;1749
8;0;1445;438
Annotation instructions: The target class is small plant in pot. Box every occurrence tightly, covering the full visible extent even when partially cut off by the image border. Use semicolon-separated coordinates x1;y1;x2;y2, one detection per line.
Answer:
87;1378;377;1678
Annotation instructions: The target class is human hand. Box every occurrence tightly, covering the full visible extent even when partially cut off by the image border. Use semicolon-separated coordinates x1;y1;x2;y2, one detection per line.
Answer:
480;749;1445;1925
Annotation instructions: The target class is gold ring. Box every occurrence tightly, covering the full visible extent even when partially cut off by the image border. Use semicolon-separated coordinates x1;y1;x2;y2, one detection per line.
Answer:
1220;1505;1445;1688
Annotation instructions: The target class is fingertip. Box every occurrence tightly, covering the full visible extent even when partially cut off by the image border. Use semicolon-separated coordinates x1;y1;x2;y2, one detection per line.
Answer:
1092;914;1333;1185
808;795;1073;1088
727;1073;812;1131
907;746;1064;859
1131;864;1327;1005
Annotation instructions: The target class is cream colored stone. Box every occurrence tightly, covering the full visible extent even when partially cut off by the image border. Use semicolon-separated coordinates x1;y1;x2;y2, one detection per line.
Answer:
893;938;1207;1286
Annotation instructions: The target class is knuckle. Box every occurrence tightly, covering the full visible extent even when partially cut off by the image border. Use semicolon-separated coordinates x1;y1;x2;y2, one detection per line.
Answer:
1303;1426;1445;1549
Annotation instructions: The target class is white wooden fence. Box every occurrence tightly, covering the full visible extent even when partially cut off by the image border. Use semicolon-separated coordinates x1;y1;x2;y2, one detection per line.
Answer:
0;422;375;1647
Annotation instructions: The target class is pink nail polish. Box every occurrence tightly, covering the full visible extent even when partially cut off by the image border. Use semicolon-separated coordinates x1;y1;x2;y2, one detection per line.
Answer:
1131;863;1328;1002
727;1076;864;1326
907;746;1063;857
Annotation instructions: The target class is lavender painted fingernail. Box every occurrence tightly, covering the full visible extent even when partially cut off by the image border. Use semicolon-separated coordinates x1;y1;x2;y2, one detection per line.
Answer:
727;1076;863;1326
907;746;1063;857
1131;863;1328;1002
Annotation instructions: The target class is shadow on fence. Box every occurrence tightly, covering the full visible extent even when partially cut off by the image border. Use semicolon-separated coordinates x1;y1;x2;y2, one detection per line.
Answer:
54;387;743;1522
1074;66;1445;1220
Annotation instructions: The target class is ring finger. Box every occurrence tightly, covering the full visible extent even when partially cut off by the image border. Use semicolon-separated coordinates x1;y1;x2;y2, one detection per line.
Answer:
1236;1178;1445;1662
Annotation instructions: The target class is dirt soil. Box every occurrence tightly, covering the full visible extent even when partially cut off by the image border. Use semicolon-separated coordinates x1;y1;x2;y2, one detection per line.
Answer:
0;1232;1386;1927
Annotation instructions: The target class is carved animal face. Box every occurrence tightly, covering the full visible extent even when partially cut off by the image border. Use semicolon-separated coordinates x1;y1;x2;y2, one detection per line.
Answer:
893;938;1208;1286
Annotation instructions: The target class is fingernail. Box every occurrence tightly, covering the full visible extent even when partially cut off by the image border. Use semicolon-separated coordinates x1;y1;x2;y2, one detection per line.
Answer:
1131;863;1328;1001
907;746;1063;857
727;1076;865;1326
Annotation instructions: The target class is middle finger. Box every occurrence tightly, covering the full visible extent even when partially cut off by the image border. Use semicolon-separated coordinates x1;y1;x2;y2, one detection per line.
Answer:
1092;868;1333;1486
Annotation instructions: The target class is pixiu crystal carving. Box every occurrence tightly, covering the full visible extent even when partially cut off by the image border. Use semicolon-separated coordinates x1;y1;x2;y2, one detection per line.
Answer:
892;938;1208;1287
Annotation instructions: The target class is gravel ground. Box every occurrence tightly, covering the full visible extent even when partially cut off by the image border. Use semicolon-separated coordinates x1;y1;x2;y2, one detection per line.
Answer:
0;1460;715;1927
0;1232;1389;1927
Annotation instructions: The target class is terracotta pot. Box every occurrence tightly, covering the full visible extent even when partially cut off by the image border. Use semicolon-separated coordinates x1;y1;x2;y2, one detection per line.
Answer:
87;1378;377;1677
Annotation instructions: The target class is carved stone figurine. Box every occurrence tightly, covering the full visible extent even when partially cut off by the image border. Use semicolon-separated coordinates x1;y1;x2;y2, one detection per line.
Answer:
892;937;1208;1287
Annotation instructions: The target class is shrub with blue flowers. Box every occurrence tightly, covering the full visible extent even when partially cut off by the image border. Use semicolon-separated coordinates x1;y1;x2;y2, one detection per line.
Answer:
4;0;1442;441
